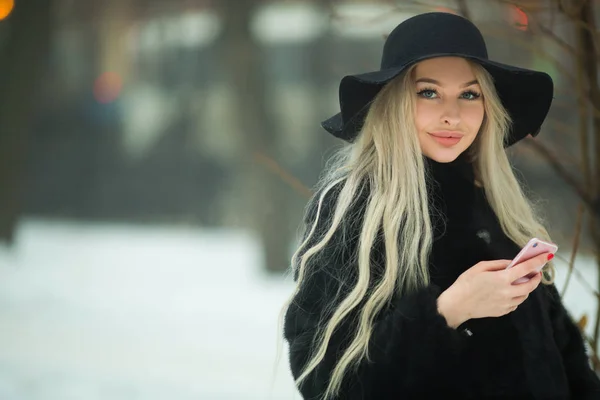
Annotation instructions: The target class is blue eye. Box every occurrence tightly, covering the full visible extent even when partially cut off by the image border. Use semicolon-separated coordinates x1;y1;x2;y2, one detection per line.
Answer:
533;242;538;247
417;89;438;99
461;91;481;100
417;88;481;100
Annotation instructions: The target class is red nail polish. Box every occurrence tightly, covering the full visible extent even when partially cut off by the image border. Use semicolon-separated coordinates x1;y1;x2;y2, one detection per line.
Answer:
547;253;554;261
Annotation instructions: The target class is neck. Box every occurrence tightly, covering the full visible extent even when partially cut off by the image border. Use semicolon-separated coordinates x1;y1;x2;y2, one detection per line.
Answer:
424;152;476;188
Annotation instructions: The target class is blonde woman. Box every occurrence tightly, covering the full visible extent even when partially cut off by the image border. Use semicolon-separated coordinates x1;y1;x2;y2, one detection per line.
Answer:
282;12;600;399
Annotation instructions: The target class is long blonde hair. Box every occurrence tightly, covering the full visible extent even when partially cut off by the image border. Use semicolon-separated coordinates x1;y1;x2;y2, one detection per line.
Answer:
279;60;555;399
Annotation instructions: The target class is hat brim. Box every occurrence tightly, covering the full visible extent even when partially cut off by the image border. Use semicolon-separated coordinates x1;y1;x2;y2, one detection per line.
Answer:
321;53;553;148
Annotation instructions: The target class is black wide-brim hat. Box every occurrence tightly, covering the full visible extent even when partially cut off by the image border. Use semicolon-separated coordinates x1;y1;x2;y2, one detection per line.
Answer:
321;12;554;147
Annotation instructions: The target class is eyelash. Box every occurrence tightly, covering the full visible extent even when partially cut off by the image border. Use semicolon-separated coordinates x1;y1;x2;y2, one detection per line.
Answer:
416;87;481;100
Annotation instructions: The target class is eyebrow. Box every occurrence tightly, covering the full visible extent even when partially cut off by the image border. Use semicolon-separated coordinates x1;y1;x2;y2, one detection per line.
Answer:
415;78;479;88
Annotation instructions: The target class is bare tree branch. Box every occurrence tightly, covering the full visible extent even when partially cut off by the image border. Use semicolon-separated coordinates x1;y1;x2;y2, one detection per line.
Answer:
253;152;313;199
521;138;599;218
561;203;585;297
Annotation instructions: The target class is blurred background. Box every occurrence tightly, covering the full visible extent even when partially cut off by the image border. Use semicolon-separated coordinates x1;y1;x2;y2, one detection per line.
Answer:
0;0;599;398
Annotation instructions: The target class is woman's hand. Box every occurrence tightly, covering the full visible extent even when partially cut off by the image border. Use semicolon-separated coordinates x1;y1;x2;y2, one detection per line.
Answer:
437;253;551;328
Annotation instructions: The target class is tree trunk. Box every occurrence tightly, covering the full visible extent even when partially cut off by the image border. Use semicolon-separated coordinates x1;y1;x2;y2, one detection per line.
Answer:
455;0;471;19
218;0;293;273
0;0;53;244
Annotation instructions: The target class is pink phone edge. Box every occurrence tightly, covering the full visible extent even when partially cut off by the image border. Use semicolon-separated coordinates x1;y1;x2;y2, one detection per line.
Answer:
506;237;558;269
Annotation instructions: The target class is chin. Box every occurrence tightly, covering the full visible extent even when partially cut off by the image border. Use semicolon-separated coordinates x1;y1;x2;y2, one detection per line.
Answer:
423;150;462;163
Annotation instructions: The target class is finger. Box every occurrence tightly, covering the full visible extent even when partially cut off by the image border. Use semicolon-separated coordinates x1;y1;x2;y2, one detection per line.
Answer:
506;253;551;282
527;272;543;290
511;272;542;296
504;253;549;287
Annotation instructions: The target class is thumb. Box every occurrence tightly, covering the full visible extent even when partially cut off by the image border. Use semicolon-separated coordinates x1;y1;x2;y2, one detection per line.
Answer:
474;259;512;272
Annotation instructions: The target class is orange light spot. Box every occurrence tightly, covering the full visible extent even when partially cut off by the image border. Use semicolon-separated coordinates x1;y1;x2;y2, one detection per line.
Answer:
94;72;123;104
434;7;458;15
510;6;528;31
0;0;14;21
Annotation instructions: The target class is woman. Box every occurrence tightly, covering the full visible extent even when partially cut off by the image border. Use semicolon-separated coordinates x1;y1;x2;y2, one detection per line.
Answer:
281;12;600;400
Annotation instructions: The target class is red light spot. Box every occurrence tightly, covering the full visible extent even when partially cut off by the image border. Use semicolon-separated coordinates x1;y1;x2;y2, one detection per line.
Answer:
510;6;528;31
0;0;14;21
94;72;123;104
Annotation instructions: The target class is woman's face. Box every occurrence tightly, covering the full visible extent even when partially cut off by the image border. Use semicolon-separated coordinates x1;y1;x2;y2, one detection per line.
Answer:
413;57;484;163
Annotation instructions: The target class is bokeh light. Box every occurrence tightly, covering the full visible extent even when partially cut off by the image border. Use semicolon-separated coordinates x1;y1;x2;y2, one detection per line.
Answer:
434;7;458;15
93;72;123;104
0;0;14;21
510;6;528;31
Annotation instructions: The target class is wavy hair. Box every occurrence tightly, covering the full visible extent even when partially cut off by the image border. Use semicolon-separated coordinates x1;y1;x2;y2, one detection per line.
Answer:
278;60;555;400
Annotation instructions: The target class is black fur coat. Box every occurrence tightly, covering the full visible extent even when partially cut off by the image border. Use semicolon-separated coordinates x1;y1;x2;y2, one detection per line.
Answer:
283;155;600;399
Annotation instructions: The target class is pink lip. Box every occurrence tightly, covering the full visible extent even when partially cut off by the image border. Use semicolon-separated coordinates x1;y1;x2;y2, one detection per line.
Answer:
429;133;462;147
429;131;464;138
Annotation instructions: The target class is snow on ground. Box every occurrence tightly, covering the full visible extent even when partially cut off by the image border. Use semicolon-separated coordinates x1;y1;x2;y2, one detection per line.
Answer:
0;219;300;400
0;218;597;399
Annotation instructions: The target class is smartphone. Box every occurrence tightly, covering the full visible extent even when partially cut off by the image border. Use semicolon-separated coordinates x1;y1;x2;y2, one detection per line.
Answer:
506;237;558;284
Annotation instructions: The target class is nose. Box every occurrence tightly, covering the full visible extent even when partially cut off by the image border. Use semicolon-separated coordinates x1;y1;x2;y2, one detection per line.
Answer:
440;99;461;127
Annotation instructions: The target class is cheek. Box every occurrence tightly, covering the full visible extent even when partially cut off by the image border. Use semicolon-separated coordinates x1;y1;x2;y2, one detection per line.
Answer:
463;104;485;130
415;102;436;131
